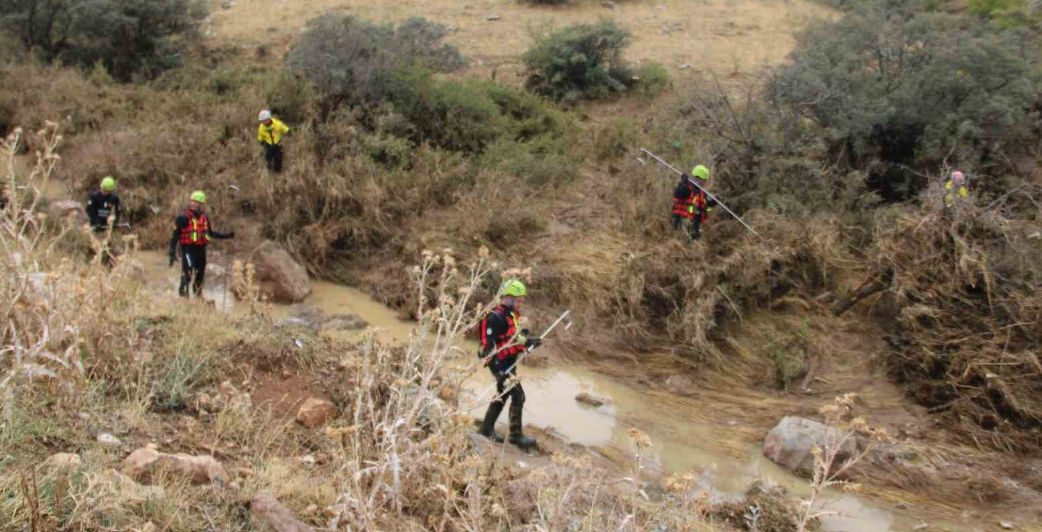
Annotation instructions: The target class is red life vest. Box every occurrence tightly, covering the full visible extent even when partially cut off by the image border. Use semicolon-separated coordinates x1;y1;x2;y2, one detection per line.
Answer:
178;210;210;246
479;304;525;362
672;182;696;219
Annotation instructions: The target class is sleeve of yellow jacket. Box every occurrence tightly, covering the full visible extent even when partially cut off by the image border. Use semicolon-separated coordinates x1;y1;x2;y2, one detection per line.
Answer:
257;124;267;144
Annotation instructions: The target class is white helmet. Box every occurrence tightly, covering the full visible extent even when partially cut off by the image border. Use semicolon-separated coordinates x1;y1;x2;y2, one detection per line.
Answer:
258;109;272;122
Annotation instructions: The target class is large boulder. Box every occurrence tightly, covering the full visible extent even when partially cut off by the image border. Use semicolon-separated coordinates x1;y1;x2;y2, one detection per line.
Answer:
249;241;311;303
296;398;337;428
763;416;857;473
122;444;230;486
251;492;317;532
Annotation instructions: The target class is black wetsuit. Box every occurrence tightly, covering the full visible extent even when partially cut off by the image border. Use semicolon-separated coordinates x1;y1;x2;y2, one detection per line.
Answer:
86;190;121;230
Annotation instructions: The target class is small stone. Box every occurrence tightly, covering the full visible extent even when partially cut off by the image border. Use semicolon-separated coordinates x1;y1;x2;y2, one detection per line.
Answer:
296;398;337;428
896;503;909;510
914;524;928;531
237;467;256;478
220;0;234;9
575;393;607;407
304;504;319;514
298;455;317;466
97;433;122;446
679;63;692;70
1000;523;1015;530
282;370;292;378
139;522;157;532
602;1;616;8
43;453;82;469
447;25;458;33
78;413;90;421
229;481;242;490
487;14;500;21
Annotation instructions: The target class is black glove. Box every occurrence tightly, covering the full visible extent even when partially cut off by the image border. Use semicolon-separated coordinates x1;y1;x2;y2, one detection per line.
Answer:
682;174;691;183
524;337;542;350
521;328;530;336
168;255;176;268
229;232;236;239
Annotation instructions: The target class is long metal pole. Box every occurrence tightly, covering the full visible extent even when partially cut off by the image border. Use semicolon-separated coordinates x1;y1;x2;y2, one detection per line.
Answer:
639;148;760;237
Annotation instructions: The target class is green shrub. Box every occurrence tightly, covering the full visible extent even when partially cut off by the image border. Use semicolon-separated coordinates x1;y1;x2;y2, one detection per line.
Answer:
632;62;672;96
286;14;466;107
0;0;208;81
773;0;1040;200
522;20;634;103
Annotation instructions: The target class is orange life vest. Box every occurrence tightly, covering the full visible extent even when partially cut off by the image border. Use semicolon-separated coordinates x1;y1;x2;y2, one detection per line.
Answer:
672;183;696;219
178;210;210;246
479;304;524;362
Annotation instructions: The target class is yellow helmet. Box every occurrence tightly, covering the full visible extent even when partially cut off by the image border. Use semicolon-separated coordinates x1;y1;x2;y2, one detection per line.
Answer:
692;165;710;180
501;279;527;297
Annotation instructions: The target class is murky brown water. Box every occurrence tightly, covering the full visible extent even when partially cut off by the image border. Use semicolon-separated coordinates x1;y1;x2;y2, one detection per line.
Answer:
132;250;964;532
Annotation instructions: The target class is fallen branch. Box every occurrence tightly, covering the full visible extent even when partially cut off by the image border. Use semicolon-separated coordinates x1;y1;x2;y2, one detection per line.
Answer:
831;269;894;317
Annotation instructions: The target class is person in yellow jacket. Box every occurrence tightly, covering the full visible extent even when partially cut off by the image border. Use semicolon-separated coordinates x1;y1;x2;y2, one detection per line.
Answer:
944;170;969;208
257;109;290;173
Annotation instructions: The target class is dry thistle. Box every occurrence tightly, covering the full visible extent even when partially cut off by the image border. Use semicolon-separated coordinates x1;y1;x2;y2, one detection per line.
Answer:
627;428;652;450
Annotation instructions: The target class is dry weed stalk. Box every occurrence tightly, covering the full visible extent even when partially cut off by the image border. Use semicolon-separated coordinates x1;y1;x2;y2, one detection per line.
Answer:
1;125;84;419
794;394;890;532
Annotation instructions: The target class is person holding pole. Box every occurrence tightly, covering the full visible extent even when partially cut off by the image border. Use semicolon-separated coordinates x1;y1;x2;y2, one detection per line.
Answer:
477;279;541;450
671;165;716;241
168;191;235;299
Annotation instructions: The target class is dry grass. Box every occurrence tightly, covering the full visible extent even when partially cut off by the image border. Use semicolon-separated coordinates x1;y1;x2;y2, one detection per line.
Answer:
210;0;834;87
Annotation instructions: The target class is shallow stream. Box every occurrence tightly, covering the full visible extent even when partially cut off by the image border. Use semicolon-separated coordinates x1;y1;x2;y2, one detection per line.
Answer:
135;250;960;532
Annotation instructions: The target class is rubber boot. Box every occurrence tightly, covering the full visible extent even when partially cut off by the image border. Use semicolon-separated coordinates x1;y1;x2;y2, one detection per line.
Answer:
479;401;505;443
508;403;537;450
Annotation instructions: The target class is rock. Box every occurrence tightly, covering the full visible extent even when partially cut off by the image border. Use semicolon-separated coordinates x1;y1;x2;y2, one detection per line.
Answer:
763;417;857;473
98;469;166;503
914;524;928;531
602;1;616;8
220;0;234;8
251;492;318;532
298;455;317;466
446;25;458;33
679;63;692;70
665;374;695;394
43;453;82;469
296;398;337;428
122;445;230;486
47;200;88;226
249;241;311;303
97;433;122;446
575;393;607;407
896;502;909;510
1000;522;1015;530
304;504;318;514
280;305;367;333
487;14;500;21
139;522;157;532
236;467;256;478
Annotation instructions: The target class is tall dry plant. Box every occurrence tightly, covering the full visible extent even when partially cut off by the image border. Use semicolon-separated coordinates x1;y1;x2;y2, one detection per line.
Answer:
0;123;141;423
794;394;890;532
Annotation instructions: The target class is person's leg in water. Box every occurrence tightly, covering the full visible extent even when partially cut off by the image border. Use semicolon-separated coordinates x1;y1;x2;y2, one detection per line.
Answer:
192;247;207;297
179;247;193;297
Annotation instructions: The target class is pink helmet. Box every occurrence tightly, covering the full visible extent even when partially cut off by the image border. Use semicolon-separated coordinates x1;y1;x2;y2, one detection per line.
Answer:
951;171;966;185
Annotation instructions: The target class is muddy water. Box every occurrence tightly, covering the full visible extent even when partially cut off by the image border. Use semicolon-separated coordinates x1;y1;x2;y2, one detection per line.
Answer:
130;252;952;532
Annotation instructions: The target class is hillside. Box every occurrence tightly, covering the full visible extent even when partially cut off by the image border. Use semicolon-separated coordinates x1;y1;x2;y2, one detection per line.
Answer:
2;0;1042;531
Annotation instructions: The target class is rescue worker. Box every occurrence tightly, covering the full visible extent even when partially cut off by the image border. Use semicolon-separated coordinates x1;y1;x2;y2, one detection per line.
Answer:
944;170;969;208
257;109;290;173
86;176;122;231
477;279;542;450
168;191;235;298
671;165;716;241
